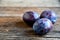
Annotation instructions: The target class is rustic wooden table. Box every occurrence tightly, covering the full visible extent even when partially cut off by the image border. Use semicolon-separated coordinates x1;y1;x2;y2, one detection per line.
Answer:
0;0;60;7
0;7;60;40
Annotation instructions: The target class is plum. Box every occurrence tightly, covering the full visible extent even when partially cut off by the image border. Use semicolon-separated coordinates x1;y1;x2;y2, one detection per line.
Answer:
23;11;40;26
33;18;53;35
40;10;57;24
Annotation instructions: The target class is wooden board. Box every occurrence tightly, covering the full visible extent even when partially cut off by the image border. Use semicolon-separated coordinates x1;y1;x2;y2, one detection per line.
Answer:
0;7;60;40
0;0;60;7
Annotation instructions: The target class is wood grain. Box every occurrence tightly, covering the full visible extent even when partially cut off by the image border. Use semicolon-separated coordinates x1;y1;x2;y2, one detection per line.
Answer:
0;0;60;7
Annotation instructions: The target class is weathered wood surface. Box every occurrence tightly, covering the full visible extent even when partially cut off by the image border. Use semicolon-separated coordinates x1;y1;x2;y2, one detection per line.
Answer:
0;7;60;40
0;0;60;7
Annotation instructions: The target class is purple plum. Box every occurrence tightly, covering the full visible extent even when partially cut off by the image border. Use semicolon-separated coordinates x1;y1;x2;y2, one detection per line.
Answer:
33;18;53;35
23;11;40;26
40;10;57;24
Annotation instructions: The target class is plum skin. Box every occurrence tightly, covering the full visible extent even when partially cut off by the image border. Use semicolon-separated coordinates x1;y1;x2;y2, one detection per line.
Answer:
40;10;57;24
33;18;53;35
23;11;40;26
